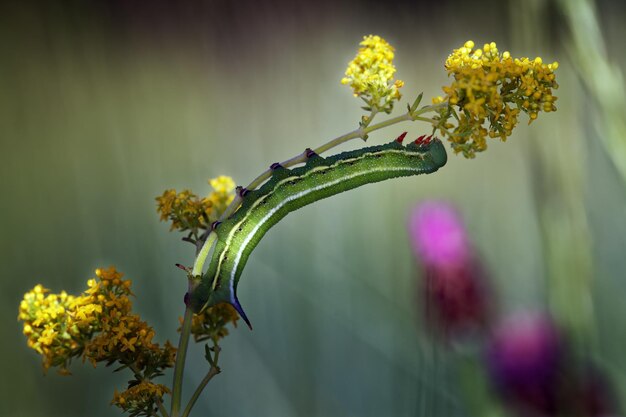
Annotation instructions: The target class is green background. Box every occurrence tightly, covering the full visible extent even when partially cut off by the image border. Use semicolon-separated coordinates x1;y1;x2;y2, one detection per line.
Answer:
2;1;626;416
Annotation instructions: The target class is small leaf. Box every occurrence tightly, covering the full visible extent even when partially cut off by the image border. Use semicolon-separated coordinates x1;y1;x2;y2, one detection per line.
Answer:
113;364;129;373
204;343;214;365
128;379;141;388
410;92;423;112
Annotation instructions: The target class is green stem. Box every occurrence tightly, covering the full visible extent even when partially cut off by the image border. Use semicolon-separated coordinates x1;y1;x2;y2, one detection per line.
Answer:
190;102;445;277
171;307;194;417
155;398;169;417
181;340;221;417
180;367;220;417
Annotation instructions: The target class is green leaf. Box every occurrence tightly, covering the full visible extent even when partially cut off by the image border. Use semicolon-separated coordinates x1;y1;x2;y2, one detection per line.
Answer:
410;92;423;112
204;343;215;366
113;364;129;373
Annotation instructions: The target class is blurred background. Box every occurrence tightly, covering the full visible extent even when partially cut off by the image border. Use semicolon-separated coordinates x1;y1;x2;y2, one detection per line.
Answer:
2;0;626;416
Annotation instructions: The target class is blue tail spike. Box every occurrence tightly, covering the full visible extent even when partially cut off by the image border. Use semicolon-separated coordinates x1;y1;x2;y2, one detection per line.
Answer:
231;296;253;330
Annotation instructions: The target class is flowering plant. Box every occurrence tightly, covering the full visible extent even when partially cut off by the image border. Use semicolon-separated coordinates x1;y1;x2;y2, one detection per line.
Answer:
18;35;558;417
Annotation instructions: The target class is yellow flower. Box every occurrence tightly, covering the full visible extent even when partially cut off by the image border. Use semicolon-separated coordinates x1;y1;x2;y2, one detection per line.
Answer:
207;175;236;215
341;35;404;113
155;188;213;233
187;302;239;342
155;175;236;237
18;267;176;377
112;381;170;415
17;283;81;371
434;40;559;157
209;175;236;194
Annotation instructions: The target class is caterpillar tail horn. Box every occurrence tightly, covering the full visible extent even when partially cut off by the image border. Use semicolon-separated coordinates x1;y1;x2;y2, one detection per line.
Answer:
231;295;253;330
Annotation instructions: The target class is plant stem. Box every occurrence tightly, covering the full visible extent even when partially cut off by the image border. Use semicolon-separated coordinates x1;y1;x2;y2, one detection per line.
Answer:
171;306;194;417
155;397;169;417
180;367;220;417
181;340;221;417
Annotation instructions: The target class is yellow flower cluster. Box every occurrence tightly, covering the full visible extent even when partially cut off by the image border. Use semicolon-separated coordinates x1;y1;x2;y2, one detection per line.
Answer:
156;189;212;232
19;285;79;373
342;35;404;114
18;267;175;414
156;175;236;237
80;267;176;370
208;175;236;214
433;40;559;157
187;303;239;343
112;381;169;415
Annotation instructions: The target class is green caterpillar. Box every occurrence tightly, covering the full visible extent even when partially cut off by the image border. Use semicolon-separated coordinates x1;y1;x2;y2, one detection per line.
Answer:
187;134;447;327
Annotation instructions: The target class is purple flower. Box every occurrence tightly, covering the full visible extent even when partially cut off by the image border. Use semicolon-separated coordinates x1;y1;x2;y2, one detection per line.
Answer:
485;312;619;417
486;312;564;416
408;201;491;340
409;201;471;267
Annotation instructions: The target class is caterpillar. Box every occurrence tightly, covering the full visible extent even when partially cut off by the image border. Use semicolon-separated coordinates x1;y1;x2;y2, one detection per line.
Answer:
187;134;447;328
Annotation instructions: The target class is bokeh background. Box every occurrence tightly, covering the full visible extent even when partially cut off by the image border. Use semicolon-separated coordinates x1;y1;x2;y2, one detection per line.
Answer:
2;0;626;416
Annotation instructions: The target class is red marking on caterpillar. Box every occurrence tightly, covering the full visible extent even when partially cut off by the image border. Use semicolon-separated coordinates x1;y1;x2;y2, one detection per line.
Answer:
415;134;433;145
395;132;408;144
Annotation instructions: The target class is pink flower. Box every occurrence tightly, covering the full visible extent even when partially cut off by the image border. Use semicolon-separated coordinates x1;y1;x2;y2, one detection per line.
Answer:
408;201;491;341
409;201;471;267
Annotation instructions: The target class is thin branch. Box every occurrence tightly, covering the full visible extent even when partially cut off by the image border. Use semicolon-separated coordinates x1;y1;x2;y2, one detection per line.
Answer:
171;307;194;417
180;367;220;417
181;340;221;417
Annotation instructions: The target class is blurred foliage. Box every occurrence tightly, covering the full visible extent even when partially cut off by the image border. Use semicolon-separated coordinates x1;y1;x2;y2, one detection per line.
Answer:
2;1;626;416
